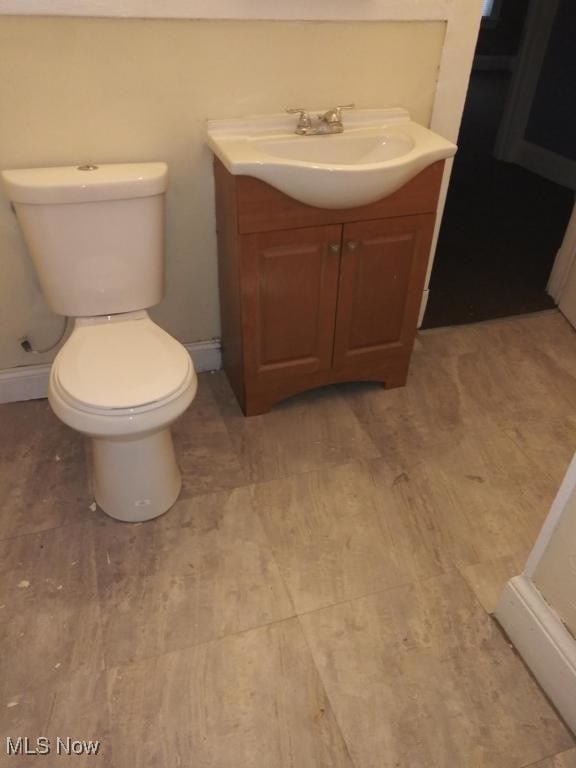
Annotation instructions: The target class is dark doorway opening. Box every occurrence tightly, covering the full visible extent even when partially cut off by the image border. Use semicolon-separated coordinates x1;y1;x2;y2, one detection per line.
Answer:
423;0;575;329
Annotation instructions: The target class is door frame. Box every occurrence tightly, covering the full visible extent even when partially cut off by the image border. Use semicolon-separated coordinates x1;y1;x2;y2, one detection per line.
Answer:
548;201;576;302
495;452;576;733
494;0;558;165
495;0;576;191
493;0;576;316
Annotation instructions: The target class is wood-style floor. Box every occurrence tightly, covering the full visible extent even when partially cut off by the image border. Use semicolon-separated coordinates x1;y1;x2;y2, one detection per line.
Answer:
1;310;576;767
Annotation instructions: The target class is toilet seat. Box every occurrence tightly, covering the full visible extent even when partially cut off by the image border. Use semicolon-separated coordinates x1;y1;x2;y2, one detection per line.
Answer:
52;313;192;414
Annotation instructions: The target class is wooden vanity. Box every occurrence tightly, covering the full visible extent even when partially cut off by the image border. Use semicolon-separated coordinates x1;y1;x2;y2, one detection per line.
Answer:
213;157;444;415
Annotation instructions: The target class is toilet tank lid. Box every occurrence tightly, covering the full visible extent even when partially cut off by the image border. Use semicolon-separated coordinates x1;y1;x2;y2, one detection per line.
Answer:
1;162;168;204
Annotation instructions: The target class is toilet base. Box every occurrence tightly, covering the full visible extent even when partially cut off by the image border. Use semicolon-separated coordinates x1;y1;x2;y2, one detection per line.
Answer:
92;427;182;522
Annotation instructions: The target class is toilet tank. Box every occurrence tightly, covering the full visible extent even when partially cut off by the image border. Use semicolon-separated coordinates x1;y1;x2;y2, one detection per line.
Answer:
1;162;168;317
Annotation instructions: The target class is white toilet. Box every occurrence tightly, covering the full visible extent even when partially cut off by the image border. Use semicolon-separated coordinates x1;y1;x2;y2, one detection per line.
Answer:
2;162;198;522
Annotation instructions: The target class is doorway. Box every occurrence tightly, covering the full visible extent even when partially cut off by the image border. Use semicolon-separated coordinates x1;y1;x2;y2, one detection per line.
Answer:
423;0;575;328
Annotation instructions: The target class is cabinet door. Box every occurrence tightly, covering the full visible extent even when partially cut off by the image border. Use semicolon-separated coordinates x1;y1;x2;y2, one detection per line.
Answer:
242;225;342;384
333;214;435;368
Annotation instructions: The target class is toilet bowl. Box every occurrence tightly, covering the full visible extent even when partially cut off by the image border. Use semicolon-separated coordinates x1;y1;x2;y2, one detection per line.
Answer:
48;311;197;521
1;161;196;522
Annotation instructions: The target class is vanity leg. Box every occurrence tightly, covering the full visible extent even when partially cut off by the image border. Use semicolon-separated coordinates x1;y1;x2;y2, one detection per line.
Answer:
381;361;410;390
243;393;272;417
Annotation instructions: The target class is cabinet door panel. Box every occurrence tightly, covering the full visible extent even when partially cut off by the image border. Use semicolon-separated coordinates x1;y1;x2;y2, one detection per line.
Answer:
334;215;435;368
242;225;341;383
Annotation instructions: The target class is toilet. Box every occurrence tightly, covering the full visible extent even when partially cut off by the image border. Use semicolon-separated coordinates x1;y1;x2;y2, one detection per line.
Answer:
1;162;198;522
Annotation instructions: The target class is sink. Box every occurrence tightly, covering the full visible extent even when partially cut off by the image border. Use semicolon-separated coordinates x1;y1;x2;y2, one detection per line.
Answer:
253;132;415;166
207;107;457;209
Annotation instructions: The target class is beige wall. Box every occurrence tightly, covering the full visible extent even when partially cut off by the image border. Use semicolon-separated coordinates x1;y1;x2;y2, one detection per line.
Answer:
532;479;576;637
0;17;445;369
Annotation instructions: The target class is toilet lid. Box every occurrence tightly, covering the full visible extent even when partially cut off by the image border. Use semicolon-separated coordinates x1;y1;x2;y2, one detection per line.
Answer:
53;317;192;410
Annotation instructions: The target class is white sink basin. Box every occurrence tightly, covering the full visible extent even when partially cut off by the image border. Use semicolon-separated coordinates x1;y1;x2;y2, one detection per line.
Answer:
254;132;415;166
207;108;457;209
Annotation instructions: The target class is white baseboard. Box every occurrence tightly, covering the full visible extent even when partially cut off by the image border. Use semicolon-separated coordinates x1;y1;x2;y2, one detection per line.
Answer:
0;339;222;404
184;339;222;374
0;363;53;404
495;575;576;733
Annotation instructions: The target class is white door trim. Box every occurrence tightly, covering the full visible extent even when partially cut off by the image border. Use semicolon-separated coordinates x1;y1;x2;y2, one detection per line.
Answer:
495;575;576;734
494;0;556;163
494;0;576;192
524;453;576;577
548;200;576;302
0;1;453;21
495;454;576;732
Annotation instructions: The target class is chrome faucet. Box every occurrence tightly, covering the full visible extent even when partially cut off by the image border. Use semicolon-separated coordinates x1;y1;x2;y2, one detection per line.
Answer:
286;107;313;135
286;104;354;135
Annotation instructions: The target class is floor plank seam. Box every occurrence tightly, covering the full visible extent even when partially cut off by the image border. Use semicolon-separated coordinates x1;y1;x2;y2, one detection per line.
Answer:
99;613;301;675
0;515;94;546
295;610;361;768
291;568;463;622
518;745;576;768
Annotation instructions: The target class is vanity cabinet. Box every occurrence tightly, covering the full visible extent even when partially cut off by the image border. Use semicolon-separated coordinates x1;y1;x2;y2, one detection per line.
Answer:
214;158;444;415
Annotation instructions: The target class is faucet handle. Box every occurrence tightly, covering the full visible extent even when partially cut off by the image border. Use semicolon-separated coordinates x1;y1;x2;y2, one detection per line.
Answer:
320;104;355;127
334;104;355;119
286;107;312;134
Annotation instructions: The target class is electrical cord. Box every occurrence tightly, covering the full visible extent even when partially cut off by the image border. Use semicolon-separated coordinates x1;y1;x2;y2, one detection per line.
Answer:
20;316;70;354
